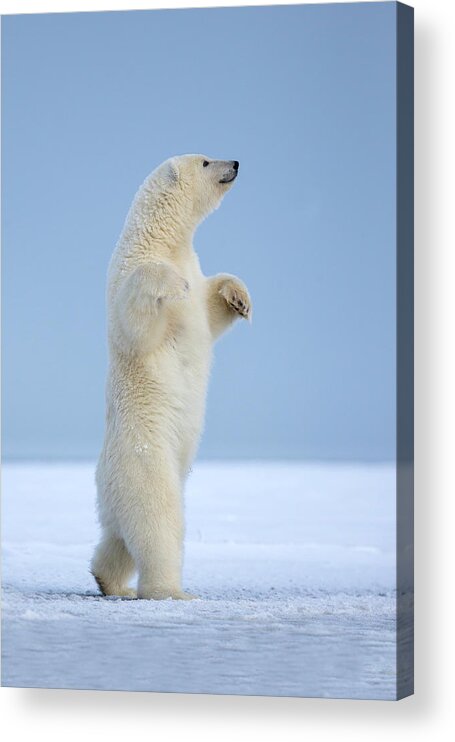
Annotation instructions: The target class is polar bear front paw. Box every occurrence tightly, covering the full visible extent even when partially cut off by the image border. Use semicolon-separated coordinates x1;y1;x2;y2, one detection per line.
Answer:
153;263;189;303
219;279;252;320
165;274;190;302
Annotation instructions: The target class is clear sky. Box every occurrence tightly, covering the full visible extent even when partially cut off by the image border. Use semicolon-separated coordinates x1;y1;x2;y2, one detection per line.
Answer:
2;2;397;461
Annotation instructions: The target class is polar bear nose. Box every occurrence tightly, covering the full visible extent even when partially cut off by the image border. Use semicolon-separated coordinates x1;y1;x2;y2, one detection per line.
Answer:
233;161;239;171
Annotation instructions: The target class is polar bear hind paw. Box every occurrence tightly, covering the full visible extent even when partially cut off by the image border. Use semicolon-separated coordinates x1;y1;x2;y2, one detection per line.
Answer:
172;590;199;601
92;572;136;599
137;588;199;601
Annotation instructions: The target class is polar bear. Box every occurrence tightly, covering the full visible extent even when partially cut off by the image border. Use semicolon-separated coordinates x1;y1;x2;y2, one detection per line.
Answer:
91;154;251;600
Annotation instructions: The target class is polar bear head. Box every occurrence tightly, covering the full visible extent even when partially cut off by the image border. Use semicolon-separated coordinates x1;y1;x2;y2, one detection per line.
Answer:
153;154;239;226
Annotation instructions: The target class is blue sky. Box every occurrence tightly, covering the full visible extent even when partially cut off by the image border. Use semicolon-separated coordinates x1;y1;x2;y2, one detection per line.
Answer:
2;2;397;460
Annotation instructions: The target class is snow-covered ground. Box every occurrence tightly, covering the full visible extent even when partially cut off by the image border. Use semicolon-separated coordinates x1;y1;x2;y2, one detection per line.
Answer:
2;461;398;699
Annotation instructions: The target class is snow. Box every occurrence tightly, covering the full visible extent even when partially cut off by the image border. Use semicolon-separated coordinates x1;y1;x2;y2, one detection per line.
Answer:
2;461;398;699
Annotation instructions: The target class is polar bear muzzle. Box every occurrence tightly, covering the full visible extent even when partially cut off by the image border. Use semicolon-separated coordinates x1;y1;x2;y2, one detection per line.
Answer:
218;160;239;184
202;158;239;184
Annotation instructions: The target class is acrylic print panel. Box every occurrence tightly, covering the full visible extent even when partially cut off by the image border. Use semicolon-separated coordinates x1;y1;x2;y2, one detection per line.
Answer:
1;2;414;699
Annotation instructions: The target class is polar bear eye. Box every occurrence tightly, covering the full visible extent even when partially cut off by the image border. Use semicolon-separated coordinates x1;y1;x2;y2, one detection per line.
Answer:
202;160;209;167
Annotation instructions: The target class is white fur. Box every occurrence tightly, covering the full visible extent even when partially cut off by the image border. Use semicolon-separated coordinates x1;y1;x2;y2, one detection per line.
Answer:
91;155;251;600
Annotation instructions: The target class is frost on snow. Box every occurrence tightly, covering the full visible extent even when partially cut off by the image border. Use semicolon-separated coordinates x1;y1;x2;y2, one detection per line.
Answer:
2;461;398;699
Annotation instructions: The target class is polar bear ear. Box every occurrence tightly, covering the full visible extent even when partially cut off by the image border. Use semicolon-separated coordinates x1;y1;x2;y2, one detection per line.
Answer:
162;158;179;186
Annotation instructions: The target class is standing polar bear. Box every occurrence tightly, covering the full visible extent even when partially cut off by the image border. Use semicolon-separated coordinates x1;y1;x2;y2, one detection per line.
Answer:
91;154;251;600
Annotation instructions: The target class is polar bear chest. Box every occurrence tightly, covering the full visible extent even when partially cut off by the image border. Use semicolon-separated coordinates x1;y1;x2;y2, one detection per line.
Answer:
163;286;212;390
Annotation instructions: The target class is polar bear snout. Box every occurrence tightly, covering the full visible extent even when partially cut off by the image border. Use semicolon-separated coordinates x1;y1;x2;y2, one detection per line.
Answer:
219;160;239;184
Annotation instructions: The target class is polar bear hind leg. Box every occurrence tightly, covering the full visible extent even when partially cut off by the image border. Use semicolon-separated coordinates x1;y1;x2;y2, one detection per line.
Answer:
117;454;197;601
91;531;137;598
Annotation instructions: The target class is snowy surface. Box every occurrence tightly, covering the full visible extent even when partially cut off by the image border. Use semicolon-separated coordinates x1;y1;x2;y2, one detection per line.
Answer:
2;461;398;699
